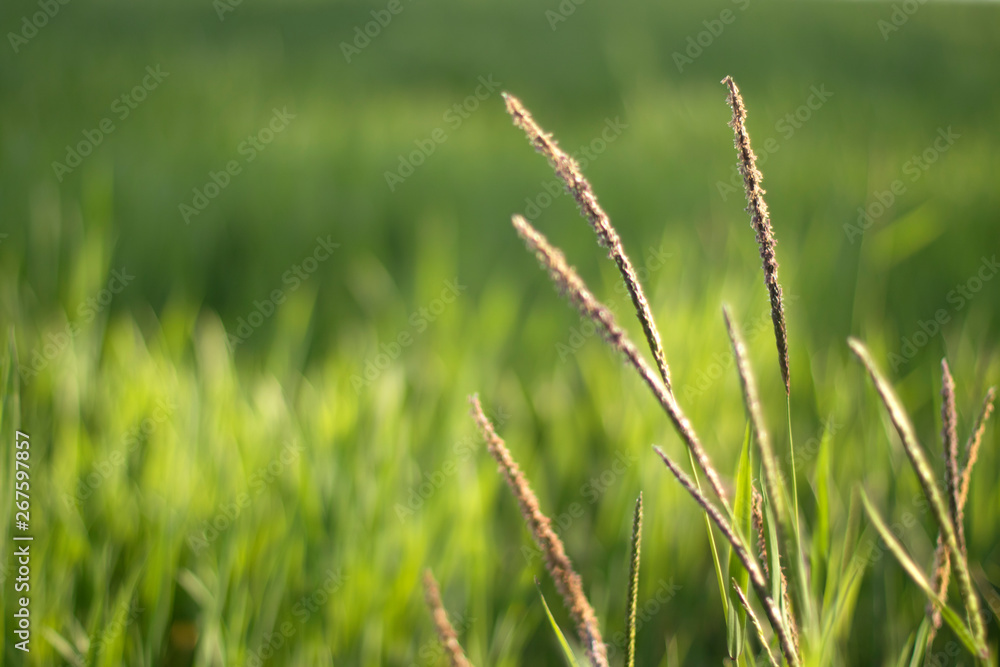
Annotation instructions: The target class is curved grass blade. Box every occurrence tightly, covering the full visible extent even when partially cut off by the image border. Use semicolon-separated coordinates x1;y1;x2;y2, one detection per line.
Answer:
732;578;780;667
849;339;986;648
537;578;582;667
859;489;985;659
727;423;754;659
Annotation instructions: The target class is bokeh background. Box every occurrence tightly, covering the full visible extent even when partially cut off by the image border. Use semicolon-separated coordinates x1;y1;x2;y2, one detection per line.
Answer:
1;0;999;665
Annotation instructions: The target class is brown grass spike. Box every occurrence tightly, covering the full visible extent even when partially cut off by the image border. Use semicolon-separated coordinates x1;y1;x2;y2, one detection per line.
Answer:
928;384;996;643
722;76;790;395
469;394;609;667
512;214;730;513
503;92;673;393
422;569;475;667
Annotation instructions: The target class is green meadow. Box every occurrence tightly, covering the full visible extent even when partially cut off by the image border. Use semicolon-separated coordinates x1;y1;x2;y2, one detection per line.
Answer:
0;0;999;665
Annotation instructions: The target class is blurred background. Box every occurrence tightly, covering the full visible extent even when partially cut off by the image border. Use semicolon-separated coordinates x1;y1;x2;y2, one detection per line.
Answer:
1;0;999;665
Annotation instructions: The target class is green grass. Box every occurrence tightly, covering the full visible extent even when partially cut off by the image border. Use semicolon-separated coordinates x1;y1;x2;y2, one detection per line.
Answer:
1;1;1000;665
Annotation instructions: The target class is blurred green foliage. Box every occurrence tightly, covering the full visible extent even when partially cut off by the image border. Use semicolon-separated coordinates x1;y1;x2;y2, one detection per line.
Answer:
0;0;999;665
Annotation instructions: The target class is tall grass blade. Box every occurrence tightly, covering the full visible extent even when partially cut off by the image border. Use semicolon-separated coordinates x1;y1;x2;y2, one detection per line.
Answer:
732;577;780;667
907;618;931;667
536;578;582;667
653;445;800;667
859;489;985;659
727;423;754;660
849;338;986;648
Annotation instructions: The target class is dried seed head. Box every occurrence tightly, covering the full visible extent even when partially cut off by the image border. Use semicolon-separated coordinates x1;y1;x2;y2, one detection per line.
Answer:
469;394;609;667
422;569;474;667
723;76;790;395
512;214;730;512
503;92;672;391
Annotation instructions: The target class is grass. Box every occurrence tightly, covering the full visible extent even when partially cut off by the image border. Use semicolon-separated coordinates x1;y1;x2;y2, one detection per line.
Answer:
2;3;1000;665
425;81;998;666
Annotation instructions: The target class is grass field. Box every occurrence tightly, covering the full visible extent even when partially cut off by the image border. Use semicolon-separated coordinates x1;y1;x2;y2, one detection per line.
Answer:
1;0;999;665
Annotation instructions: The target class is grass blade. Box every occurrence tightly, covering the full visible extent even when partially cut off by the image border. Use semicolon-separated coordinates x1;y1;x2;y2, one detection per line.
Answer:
727;423;754;659
849;338;986;649
537;578;582;667
654;445;801;667
859;489;985;659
